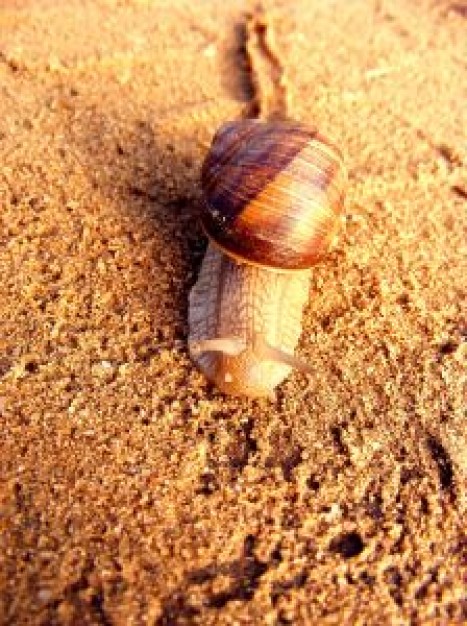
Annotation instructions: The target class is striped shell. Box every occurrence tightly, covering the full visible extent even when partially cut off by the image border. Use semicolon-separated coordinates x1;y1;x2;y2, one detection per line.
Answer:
201;120;346;271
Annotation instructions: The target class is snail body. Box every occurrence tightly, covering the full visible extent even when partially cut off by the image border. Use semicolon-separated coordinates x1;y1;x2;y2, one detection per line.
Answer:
189;120;346;397
189;243;311;397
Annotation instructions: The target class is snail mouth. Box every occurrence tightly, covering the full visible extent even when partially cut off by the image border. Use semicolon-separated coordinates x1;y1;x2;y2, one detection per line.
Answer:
189;334;313;375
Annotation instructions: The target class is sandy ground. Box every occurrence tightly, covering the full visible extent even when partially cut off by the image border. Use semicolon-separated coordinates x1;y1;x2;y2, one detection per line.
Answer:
0;0;466;624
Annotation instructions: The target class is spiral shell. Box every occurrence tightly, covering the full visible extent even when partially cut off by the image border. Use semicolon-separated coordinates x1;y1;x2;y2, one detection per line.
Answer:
201;120;346;271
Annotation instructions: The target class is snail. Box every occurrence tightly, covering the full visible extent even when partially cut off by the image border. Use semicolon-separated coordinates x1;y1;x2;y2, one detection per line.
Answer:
188;119;346;397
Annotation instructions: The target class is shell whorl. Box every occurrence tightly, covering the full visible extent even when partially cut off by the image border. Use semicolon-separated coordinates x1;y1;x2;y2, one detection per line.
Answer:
201;120;346;271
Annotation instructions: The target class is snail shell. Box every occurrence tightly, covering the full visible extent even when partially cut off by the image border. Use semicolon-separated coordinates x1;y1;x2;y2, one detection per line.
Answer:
189;120;346;397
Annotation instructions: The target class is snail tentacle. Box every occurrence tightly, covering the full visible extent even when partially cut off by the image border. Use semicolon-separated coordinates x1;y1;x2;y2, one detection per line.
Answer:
189;337;246;357
254;333;314;375
190;332;312;375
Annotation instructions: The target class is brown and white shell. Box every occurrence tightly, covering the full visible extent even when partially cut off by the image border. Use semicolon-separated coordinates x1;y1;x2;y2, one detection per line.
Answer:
201;119;346;270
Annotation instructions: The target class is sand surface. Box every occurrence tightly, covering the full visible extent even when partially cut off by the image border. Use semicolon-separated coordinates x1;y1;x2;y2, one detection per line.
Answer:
0;1;466;624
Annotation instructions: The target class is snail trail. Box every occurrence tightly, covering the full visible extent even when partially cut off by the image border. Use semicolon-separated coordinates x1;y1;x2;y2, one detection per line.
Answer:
240;8;290;120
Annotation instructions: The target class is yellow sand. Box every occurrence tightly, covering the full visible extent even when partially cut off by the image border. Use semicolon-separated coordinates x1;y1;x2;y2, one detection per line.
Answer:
0;1;465;624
